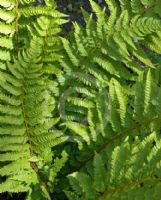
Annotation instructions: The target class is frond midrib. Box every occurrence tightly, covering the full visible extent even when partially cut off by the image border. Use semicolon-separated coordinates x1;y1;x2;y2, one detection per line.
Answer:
96;176;160;200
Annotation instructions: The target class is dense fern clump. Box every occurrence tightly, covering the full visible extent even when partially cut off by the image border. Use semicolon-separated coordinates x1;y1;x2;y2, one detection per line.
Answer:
56;0;161;199
64;68;161;199
56;0;161;123
1;0;161;199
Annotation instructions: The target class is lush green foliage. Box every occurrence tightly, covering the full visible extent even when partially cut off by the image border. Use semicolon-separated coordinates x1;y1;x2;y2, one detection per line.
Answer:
0;0;161;199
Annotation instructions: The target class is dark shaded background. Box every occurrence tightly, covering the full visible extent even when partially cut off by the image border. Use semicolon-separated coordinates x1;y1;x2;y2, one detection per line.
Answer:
55;0;107;32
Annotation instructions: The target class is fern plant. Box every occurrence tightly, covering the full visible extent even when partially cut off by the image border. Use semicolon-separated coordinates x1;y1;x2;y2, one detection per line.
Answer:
0;0;68;199
56;0;161;123
61;67;161;164
55;2;161;197
0;33;68;200
1;0;161;200
56;1;161;164
65;68;161;199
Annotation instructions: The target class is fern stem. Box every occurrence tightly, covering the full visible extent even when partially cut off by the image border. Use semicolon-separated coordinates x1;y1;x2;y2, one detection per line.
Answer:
21;93;50;195
96;176;161;200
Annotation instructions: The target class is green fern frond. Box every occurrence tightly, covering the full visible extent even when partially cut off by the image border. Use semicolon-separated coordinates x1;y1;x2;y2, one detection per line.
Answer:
0;35;68;198
1;0;161;199
66;132;161;200
57;0;161;123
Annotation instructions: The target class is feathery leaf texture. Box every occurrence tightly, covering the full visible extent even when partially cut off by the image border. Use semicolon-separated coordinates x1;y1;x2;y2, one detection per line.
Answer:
0;35;68;198
0;1;68;198
57;0;161;123
1;0;161;199
66;132;161;200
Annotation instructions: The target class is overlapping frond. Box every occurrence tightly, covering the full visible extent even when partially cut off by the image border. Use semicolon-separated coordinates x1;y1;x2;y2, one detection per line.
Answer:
1;0;161;199
57;0;161;122
66;132;161;200
61;68;161;183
